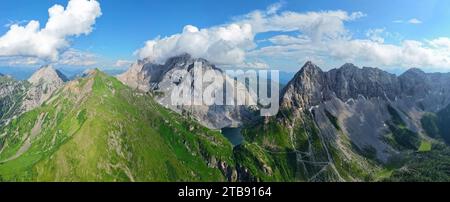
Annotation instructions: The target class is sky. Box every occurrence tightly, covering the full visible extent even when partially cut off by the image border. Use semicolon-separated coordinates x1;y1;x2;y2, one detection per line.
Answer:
0;0;450;74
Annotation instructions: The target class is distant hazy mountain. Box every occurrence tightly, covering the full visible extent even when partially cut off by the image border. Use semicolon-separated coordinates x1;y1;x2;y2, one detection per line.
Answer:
0;67;38;80
0;66;126;81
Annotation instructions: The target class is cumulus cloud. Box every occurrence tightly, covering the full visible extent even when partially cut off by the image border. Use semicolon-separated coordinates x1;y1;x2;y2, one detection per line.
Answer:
136;3;364;66
0;0;102;61
241;5;450;70
326;39;450;68
136;2;449;71
251;36;450;70
428;37;450;49
236;9;365;41
135;24;255;65
366;28;386;43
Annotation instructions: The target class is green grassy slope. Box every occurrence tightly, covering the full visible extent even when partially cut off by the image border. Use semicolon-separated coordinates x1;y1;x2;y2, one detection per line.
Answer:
388;144;450;182
0;70;234;182
239;109;379;182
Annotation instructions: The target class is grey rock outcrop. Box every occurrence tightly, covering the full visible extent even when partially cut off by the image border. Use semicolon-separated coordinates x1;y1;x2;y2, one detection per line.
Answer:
0;75;29;126
118;54;257;129
21;65;68;112
280;61;450;162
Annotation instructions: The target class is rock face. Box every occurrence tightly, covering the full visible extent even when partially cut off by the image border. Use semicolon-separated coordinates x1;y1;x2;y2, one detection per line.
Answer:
21;65;68;112
0;75;29;125
280;61;450;162
118;54;257;129
0;66;68;127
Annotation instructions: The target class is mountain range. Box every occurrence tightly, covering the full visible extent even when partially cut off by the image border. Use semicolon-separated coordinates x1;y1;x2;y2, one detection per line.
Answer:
1;55;450;182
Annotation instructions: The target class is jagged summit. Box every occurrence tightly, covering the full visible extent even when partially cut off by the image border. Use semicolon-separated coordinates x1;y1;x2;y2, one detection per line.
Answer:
164;53;194;64
299;61;322;73
401;67;426;77
82;68;101;77
139;53;212;69
340;63;359;70
28;65;68;85
21;65;68;112
118;54;256;129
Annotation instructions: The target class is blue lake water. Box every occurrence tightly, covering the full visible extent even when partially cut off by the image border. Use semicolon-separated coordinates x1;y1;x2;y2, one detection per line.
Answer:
221;127;244;146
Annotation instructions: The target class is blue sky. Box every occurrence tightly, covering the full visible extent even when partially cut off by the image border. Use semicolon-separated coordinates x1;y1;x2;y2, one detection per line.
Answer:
1;0;450;73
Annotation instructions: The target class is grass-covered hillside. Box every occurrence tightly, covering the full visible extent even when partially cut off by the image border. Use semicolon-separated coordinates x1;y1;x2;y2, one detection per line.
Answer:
0;70;235;182
239;109;380;182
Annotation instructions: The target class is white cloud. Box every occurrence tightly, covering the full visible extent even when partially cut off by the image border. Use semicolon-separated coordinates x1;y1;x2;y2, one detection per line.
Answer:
135;23;255;65
0;49;99;67
0;56;42;66
267;1;285;15
115;59;134;67
57;49;98;66
268;35;310;45
136;2;365;67
136;2;449;71
242;6;450;70
408;18;422;24
3;20;28;28
226;61;269;69
366;28;385;43
236;9;365;41
393;18;422;24
0;0;102;61
252;36;450;70
428;37;450;49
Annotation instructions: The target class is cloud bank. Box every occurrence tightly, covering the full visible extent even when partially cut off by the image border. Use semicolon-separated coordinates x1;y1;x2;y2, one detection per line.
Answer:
136;2;450;70
0;0;102;61
136;24;255;65
136;4;365;67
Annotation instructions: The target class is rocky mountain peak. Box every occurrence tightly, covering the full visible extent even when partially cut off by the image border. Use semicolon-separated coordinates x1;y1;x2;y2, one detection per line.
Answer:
162;54;217;74
299;61;323;75
83;68;101;77
118;54;256;129
340;63;359;70
398;68;430;98
165;53;193;64
399;67;427;81
281;61;329;109
402;67;426;76
21;65;68;112
28;65;68;86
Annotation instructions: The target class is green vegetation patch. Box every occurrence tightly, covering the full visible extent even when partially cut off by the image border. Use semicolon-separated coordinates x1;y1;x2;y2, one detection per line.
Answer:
418;140;432;152
385;105;420;151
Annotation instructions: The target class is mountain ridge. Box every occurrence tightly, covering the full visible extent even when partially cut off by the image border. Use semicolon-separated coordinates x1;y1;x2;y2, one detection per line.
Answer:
118;54;258;129
1;57;450;182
